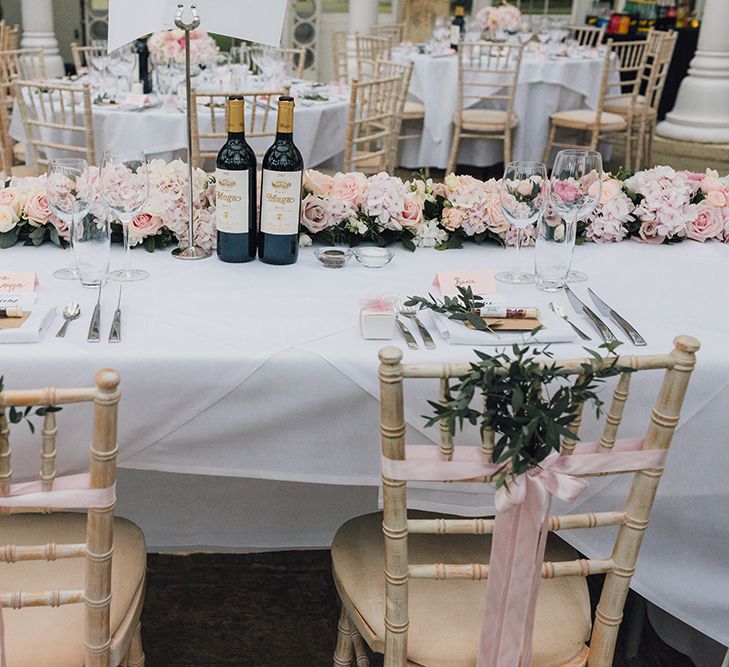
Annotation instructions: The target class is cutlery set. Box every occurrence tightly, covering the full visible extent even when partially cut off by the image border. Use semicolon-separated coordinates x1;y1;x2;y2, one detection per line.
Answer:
397;302;436;350
56;284;123;343
558;286;646;346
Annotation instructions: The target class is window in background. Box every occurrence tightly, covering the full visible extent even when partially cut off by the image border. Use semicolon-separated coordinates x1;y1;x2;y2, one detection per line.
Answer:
515;0;573;14
322;0;392;11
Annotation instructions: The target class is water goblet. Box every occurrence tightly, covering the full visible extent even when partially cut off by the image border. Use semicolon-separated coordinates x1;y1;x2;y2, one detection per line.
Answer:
496;161;548;285
100;150;150;282
47;158;91;280
549;149;603;283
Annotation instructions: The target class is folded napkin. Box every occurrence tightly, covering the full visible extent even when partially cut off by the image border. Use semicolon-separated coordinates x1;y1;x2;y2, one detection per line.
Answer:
0;306;56;343
427;306;578;346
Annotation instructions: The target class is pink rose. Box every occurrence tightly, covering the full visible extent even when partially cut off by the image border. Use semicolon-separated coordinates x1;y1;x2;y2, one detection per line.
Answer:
553;180;580;204
331;172;368;207
399;195;423;229
128;213;163;245
304;170;333;197
432;182;448;198
50;214;70;242
705;190;727;208
686;204;723;242
300;193;330;234
25;190;53;225
441;207;462;231
637;219;665;244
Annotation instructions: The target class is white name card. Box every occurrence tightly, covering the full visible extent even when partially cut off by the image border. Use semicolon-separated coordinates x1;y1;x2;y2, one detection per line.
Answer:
108;0;288;52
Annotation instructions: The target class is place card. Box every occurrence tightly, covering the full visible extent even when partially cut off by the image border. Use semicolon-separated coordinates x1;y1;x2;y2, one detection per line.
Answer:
0;272;39;294
433;270;496;297
122;92;152;108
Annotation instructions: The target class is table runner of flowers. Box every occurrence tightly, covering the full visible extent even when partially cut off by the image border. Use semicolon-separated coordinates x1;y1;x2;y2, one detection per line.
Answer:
1;161;728;252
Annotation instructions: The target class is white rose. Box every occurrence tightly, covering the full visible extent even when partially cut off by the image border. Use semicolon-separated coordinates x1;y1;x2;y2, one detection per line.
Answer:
444;173;459;191
0;204;19;233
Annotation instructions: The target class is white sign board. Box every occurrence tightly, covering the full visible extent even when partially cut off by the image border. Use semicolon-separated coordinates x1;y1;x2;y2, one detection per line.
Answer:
108;0;288;52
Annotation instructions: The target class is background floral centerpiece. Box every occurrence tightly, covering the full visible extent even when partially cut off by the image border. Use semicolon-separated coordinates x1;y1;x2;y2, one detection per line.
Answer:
148;29;218;69
474;2;524;36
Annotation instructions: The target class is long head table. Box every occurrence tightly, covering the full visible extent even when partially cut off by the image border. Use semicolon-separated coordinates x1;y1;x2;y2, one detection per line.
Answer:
1;241;728;652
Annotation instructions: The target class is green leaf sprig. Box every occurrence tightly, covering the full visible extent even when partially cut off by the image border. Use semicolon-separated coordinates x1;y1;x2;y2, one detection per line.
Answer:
405;286;501;336
0;376;62;434
423;342;629;487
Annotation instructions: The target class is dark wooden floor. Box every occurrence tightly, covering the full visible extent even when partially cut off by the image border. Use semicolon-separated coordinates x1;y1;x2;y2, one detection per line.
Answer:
140;551;694;667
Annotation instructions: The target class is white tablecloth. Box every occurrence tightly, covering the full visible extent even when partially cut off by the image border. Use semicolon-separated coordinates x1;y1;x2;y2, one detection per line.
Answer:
396;50;611;169
1;241;728;654
9;93;348;169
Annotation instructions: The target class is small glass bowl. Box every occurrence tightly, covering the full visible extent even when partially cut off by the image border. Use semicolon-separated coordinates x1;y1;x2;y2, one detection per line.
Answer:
314;247;353;269
354;247;394;269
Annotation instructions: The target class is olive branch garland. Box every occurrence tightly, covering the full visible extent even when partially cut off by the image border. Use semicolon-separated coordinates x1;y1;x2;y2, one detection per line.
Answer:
0;376;62;434
422;341;629;488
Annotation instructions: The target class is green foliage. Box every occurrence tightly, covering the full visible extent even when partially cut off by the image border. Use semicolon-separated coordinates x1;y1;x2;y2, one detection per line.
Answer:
422;342;629;486
405;286;501;335
0;376;62;435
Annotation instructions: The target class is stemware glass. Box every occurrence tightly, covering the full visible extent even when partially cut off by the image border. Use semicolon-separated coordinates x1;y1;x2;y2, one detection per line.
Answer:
73;214;111;288
100;150;150;282
549;149;603;283
47;158;91;280
496;161;548;285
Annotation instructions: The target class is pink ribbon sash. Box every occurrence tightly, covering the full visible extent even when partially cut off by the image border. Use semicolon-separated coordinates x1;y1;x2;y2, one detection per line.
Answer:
381;438;667;667
0;473;117;667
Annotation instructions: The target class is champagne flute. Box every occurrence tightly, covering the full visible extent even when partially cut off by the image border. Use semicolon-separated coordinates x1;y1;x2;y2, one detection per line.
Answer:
47;158;91;280
496;161;548;285
100;150;150;282
549;149;603;283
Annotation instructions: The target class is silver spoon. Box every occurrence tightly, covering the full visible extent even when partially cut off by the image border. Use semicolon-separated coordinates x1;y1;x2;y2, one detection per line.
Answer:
56;302;81;338
549;302;591;341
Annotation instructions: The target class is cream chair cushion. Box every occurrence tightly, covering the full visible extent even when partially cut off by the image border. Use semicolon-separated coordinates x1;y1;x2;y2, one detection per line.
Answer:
0;513;147;667
460;108;519;132
551;109;627;131
404;100;426;120
332;512;591;667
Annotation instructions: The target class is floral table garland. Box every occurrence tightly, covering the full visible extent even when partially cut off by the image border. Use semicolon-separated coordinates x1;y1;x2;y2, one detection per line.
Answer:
1;162;728;252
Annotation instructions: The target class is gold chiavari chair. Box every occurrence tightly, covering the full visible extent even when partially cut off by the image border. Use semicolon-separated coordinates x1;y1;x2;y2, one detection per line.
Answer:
70;42;108;75
354;34;392;80
332;31;350;84
371;22;406;45
0;370;148;666
189;87;290;168
249;45;307;80
344;74;402;174
14;79;97;168
5;25;20;51
447;41;525;175
374;60;423;172
543;40;629;166
569;24;606;48
332;336;699;667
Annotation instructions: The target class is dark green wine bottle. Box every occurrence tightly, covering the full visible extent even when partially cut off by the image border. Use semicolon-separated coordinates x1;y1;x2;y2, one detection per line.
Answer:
258;96;303;266
216;96;257;263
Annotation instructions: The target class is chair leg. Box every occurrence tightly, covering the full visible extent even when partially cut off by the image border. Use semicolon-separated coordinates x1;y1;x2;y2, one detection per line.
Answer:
543;122;557;165
446;124;461;176
624;126;632;172
635;120;647;171
126;622;145;667
334;607;355;667
646;122;655;168
351;626;371;667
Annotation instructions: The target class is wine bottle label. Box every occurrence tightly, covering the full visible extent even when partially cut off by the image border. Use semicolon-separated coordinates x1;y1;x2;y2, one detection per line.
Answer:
216;169;249;234
260;169;302;236
450;25;461;45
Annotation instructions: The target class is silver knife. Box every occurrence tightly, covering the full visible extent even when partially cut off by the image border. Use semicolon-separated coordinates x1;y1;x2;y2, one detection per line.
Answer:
395;317;419;350
87;282;102;343
108;286;122;344
564;285;619;344
588;289;646;347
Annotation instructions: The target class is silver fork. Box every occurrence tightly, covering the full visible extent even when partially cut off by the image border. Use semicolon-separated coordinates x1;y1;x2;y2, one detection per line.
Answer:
549;302;591;341
399;302;436;350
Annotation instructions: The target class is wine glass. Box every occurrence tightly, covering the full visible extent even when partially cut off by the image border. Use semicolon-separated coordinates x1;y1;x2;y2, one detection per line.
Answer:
496;161;548;285
549;149;603;283
47;159;91;280
100;150;150;282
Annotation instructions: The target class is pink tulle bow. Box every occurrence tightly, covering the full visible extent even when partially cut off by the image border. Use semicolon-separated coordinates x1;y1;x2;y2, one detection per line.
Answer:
360;296;396;313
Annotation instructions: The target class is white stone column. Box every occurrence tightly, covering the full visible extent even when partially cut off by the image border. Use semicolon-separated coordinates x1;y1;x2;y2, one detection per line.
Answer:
20;0;64;78
348;0;379;34
656;0;729;143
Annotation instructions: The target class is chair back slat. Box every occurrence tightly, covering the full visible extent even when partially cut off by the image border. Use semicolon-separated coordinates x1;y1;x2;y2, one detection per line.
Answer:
643;31;678;114
0;370;121;664
377;336;699;666
189;87;290;168
569;24;605;48
354;34;392;80
14;79;96;167
0;410;9;496
373;59;414;173
371;23;405;45
345;74;401;174
332;31;350;84
70;42;107;75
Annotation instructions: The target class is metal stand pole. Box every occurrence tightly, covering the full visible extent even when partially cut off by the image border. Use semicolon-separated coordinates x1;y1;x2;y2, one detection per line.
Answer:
172;2;212;260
